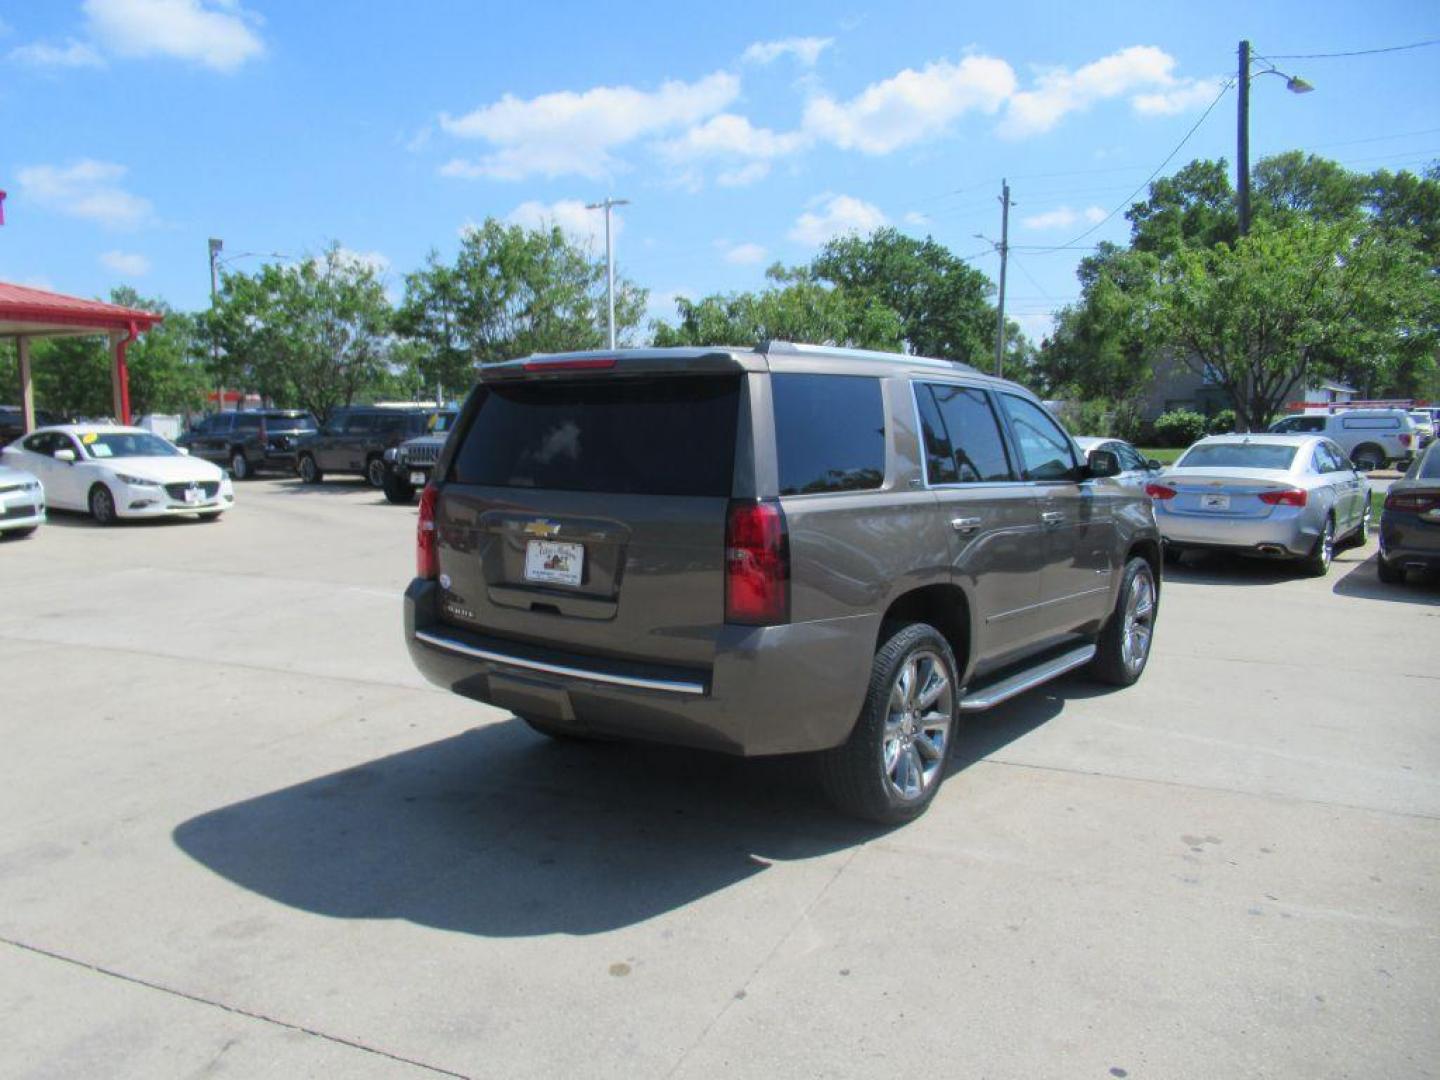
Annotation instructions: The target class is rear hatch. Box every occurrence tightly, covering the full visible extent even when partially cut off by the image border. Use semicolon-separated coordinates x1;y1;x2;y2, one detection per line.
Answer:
434;356;748;669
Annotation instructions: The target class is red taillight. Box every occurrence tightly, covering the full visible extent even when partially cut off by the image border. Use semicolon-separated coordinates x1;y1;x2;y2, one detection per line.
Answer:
1144;483;1177;501
1385;490;1440;513
522;357;617;373
1258;487;1308;507
417;484;439;579
1399;433;1412;447
725;500;789;625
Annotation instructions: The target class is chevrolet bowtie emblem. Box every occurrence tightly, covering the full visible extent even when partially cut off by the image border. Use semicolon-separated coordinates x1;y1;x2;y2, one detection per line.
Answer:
523;520;561;538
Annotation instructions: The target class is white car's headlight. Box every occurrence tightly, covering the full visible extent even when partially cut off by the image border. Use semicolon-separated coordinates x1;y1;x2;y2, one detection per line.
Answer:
115;473;160;487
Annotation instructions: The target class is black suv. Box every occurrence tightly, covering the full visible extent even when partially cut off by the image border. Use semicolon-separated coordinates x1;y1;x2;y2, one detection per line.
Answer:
405;343;1162;823
1;406;61;447
296;405;444;487
177;410;318;479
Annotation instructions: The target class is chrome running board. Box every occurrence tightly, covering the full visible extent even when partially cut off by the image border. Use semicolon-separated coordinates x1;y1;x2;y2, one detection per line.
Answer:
959;645;1097;713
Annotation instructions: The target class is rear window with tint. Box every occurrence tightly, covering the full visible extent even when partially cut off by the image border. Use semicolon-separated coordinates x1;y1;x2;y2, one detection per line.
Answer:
772;374;885;496
452;376;739;496
1177;443;1298;470
1417;450;1440;480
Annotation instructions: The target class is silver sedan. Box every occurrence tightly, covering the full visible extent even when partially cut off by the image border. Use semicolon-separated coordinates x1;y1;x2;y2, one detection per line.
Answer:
1149;434;1370;576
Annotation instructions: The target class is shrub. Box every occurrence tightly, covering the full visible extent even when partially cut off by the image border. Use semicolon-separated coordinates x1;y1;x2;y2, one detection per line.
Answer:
1154;409;1208;448
1207;408;1237;435
1055;398;1144;442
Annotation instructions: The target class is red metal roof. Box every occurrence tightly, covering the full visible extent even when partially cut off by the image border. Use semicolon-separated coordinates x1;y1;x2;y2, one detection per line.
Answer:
0;281;164;333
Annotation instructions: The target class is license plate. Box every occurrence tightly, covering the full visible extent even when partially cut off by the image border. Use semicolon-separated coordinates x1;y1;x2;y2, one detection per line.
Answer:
1200;493;1230;511
183;488;203;504
409;471;427;486
524;540;584;586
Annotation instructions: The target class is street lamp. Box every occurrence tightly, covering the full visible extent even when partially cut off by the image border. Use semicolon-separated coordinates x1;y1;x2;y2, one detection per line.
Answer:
1237;40;1314;235
585;197;630;350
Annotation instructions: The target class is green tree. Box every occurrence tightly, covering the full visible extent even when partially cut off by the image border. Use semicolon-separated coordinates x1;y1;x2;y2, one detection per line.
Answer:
397;219;646;370
207;244;394;420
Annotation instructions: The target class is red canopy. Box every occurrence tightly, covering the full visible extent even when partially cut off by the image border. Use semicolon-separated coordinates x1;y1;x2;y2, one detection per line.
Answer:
0;281;164;429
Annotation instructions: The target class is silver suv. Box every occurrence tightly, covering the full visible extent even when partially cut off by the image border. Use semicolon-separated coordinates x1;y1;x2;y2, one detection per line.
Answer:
404;343;1162;823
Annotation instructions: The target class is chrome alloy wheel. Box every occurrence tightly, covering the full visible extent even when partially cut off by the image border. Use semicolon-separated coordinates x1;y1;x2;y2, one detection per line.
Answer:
1319;519;1335;569
1121;570;1156;674
882;650;953;802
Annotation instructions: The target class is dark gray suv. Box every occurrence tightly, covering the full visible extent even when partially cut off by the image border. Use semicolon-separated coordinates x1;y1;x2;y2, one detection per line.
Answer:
405;343;1161;823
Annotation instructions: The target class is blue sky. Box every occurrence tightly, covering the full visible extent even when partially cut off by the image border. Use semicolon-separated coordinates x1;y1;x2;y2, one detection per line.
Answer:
2;0;1437;346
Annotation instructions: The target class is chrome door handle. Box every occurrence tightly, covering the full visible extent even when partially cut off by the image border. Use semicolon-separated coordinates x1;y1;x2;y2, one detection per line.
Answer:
950;517;982;534
1041;511;1065;528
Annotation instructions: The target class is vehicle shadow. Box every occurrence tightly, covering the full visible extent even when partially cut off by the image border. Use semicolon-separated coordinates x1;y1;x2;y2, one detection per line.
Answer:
1163;544;1372;586
1333;554;1440;605
40;509;215;529
173;684;1088;937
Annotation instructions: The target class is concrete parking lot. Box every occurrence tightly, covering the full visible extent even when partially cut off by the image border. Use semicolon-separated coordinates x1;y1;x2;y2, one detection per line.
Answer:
1;478;1437;1079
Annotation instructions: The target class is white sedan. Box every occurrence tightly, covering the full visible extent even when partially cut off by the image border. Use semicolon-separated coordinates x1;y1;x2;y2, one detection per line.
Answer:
0;463;46;538
0;425;235;525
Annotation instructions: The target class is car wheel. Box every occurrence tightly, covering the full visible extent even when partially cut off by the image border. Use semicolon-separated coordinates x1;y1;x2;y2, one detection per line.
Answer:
1340;499;1372;550
366;456;387;489
1351;445;1384;471
89;483;118;526
382;467;415;504
1375;556;1404;584
819;622;957;825
1090;556;1158;686
298;454;322;484
229;450;250;480
1301;516;1335;577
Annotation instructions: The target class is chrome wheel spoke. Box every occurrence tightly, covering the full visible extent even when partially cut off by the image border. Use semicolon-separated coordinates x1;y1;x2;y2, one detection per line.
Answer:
915;669;950;710
913;730;944;763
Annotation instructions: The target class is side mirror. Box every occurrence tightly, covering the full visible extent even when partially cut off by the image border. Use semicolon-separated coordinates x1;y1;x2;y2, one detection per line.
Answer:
1087;448;1121;479
177;447;191;456
55;448;77;463
1146;459;1164;471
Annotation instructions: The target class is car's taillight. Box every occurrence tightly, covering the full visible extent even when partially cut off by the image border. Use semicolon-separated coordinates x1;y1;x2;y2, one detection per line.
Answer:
1144;483;1177;501
1259;487;1308;507
417;484;439;579
725;499;789;625
1398;433;1412;447
522;357;617;373
1385;490;1440;513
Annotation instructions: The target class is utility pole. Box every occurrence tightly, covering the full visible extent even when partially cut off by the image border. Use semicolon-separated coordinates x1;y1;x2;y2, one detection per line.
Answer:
1237;40;1251;236
585;196;630;349
208;238;223;414
993;180;1011;378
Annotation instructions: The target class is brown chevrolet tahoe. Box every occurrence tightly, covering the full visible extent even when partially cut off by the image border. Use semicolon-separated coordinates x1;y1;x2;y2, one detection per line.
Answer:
405;342;1162;823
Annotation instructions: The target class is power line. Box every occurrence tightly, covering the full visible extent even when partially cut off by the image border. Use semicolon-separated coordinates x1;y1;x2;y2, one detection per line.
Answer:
1025;77;1235;255
1263;39;1440;60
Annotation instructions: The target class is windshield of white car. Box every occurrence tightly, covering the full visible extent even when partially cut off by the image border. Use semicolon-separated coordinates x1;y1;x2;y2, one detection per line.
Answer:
81;433;181;459
1176;444;1298;470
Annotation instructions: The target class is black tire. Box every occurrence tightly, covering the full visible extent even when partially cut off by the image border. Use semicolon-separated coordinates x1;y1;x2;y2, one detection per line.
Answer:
229;449;250;480
298;454;323;484
366;456;387;489
6;526;38;539
1351;444;1384;472
1300;516;1335;577
1089;556;1158;687
1376;556;1404;584
89;483;118;526
197;511;223;523
819;622;958;825
382;467;415;504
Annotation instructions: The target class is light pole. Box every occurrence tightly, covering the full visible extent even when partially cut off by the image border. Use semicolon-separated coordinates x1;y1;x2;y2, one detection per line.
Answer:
585;196;630;349
1237;40;1313;235
208;238;223;413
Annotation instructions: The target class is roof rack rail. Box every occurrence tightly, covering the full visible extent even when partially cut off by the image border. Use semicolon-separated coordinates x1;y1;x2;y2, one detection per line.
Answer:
761;340;980;374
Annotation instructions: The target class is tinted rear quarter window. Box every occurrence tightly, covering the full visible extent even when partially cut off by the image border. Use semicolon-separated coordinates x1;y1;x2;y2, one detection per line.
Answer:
772;374;885;496
235;414;262;431
452;375;739;497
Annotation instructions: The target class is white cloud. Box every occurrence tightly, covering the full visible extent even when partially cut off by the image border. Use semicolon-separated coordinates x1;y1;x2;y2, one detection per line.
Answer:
789;194;887;246
742;36;833;67
16;160;153;230
1133;76;1225;116
440;71;739;181
719;241;767;265
1001;45;1188;138
717;162;771;187
8;39;106;68
1020;205;1108;231
325;247;390;275
83;0;263;72
903;211;929;226
1083;205;1106;224
506;199;617;250
803;55;1016;154
660;113;808;162
99;250;150;276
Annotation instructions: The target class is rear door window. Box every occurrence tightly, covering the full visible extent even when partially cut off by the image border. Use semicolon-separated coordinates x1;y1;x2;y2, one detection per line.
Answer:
235;414;262;432
999;394;1078;481
772;374;885;496
452;376;739;496
343;413;375;435
918;383;1013;484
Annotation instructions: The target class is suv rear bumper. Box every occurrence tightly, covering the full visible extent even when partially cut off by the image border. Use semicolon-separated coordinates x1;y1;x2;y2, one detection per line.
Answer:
404;579;874;756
